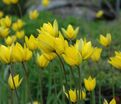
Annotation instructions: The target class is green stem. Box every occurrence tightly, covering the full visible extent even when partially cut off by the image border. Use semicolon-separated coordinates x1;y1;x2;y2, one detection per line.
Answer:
22;62;32;104
91;90;95;104
17;4;22;17
56;53;72;104
98;85;102;104
40;69;43;104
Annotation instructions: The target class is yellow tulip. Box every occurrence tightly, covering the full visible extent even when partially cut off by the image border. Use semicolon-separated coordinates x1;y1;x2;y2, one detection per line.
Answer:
54;34;68;55
15;30;25;39
38;19;58;37
108;51;121;69
62;24;79;40
65;89;86;103
1;16;11;27
0;11;4;18
99;33;111;47
96;10;104;18
0;27;9;38
75;39;93;60
11;43;32;62
0;45;12;64
2;0;11;5
63;46;82;66
28;101;40;104
84;76;96;91
103;98;116;104
8;74;22;90
25;35;38;50
12;19;24;31
42;0;50;7
5;35;16;46
36;53;49;68
91;47;102;62
29;10;39;20
43;52;56;61
10;0;18;4
37;32;55;53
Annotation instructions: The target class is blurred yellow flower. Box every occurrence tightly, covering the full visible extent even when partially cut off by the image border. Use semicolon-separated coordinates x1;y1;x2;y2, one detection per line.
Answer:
91;47;102;62
65;89;86;103
2;0;11;5
36;53;49;68
0;11;4;18
63;46;82;66
37;32;55;53
15;30;25;39
42;0;50;7
8;74;22;90
0;45;12;64
5;35;16;46
84;76;96;91
99;33;111;47
10;0;18;4
25;35;38;51
38;20;58;37
62;24;79;40
103;98;116;104
12;19;24;31
1;16;11;27
11;43;32;62
96;10;104;18
109;51;121;69
75;39;93;60
0;27;9;38
29;10;39;20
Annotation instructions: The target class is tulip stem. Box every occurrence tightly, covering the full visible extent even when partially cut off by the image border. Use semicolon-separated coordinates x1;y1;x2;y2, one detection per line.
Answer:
98;84;102;104
56;53;72;104
17;4;22;17
39;69;43;104
9;67;20;104
22;62;32;103
77;65;83;104
91;90;95;104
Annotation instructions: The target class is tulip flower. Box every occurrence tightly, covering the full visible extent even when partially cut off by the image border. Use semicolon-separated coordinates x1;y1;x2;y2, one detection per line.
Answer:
62;24;79;40
84;76;96;91
65;89;86;103
99;33;111;47
103;98;116;104
37;32;55;53
0;27;9;38
8;74;22;90
42;0;50;7
63;46;82;66
15;30;25;39
25;35;38;50
29;10;39;20
0;45;12;64
1;16;11;27
0;11;4;18
96;10;104;18
38;20;58;37
36;53;49;68
5;35;16;46
2;0;11;5
54;34;68;55
91;47;102;62
12;19;24;31
43;52;56;61
11;43;32;62
10;0;18;4
108;51;121;69
75;38;94;60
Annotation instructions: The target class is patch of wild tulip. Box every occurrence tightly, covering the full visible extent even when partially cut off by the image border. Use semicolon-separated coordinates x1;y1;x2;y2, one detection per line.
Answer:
0;2;120;103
